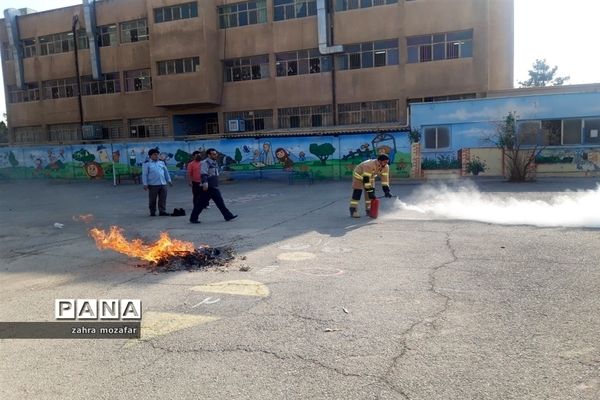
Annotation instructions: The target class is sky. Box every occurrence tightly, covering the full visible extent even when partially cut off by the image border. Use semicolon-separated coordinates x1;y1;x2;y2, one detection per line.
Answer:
1;0;600;122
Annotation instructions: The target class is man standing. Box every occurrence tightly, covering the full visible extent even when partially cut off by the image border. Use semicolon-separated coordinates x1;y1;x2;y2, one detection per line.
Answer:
199;148;237;221
349;154;392;218
187;150;203;224
142;148;172;216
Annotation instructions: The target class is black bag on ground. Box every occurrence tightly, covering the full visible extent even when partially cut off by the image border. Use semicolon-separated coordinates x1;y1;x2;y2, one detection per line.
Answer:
171;208;186;216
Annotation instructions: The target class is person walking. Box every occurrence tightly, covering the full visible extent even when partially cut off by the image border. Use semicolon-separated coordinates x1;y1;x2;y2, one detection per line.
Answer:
198;148;237;221
187;150;204;224
142;148;172;216
349;153;392;218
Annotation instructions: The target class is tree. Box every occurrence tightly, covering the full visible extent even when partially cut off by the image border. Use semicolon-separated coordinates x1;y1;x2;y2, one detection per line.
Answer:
490;112;552;181
309;143;336;165
0;121;7;144
234;148;242;163
519;59;570;87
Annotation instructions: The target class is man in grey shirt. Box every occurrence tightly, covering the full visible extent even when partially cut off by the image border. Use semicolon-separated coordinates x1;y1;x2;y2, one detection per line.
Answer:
198;148;237;222
142;148;172;216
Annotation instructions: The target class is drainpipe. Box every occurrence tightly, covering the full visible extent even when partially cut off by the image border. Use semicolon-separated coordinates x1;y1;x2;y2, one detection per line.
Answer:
317;0;343;125
83;0;101;79
3;9;25;89
72;15;84;132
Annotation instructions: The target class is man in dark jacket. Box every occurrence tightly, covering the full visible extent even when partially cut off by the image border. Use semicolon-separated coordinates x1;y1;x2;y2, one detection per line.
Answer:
198;148;237;221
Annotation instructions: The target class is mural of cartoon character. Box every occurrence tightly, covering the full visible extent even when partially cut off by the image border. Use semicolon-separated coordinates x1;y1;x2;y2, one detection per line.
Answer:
112;150;121;163
45;149;64;171
84;162;105;179
259;142;275;165
275;147;294;171
73;148;103;179
97;145;110;163
129;149;137;166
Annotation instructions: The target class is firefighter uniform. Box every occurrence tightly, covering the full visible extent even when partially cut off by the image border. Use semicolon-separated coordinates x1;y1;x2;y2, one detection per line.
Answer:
349;157;391;218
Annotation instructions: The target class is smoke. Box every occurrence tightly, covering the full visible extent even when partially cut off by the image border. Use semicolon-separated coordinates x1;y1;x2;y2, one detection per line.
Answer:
386;182;600;228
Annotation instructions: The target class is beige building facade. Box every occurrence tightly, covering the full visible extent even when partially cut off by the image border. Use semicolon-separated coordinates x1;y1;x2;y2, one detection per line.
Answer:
1;0;513;145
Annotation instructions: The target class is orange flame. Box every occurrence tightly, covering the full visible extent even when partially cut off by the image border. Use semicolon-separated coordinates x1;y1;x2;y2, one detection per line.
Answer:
89;226;195;262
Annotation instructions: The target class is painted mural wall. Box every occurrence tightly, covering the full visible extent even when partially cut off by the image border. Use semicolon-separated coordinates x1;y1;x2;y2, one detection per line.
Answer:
410;91;600;176
0;132;412;181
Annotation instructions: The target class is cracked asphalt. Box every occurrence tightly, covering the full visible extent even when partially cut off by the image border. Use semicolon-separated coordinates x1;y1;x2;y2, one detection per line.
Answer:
0;177;599;399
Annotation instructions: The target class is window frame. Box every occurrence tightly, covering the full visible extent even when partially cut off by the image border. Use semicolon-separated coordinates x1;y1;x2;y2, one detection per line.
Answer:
423;126;451;150
120;19;149;44
157;57;200;76
224;55;270;82
407;29;473;64
218;0;267;28
154;2;199;24
336;39;399;71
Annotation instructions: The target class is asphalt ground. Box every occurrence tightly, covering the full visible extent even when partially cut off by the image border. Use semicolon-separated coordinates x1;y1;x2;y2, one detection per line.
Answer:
0;177;599;400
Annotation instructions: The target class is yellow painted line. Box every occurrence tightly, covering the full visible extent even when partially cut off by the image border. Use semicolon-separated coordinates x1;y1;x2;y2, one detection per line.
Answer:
190;280;270;297
125;311;218;346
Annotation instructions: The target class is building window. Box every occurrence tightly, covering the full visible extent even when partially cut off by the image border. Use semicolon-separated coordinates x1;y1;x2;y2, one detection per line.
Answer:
278;105;333;128
154;2;198;23
407;29;473;63
218;0;267;28
2;42;14;60
335;0;397;12
335;39;399;70
81;73;121;96
14;126;45;144
120;19;149;43
91;120;125;139
97;24;118;47
273;0;317;21
39;31;88;55
583;118;600;144
517;121;541;145
157;57;200;76
424;126;450;149
7;84;40;103
408;93;476;104
125;69;152;92
224;110;273;132
338;100;398;124
48;124;80;143
562;119;582;145
21;39;37;58
276;48;332;76
224;55;269;82
129;117;169;138
42;78;79;99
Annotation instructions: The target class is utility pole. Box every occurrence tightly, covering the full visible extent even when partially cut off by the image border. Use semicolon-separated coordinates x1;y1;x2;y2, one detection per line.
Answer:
72;15;84;137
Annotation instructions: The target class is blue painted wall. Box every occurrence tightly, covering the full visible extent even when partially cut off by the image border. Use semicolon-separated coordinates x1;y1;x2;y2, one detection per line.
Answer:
410;91;600;169
0;132;412;181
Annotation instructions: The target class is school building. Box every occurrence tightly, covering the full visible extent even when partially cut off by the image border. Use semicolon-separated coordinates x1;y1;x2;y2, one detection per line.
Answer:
1;0;514;145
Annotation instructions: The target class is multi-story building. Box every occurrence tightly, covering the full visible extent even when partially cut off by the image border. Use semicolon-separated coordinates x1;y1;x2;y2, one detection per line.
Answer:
0;0;513;145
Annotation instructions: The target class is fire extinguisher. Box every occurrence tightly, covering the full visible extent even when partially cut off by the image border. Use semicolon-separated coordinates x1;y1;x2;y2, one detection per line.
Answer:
369;198;380;219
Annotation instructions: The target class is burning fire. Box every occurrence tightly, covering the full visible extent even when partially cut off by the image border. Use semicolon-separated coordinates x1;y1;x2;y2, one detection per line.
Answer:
89;226;195;262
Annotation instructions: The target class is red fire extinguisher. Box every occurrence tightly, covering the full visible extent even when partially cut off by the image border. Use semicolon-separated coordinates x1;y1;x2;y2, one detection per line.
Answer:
369;198;380;219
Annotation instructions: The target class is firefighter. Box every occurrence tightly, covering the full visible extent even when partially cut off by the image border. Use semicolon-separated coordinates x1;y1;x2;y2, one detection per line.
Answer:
349;154;392;218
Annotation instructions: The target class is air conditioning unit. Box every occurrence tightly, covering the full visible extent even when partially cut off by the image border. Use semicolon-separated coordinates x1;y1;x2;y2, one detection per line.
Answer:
228;119;246;132
81;124;103;140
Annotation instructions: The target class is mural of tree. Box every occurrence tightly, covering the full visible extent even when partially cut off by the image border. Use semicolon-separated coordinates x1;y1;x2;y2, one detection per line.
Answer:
72;149;95;163
8;151;19;167
309;143;335;165
235;148;243;163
